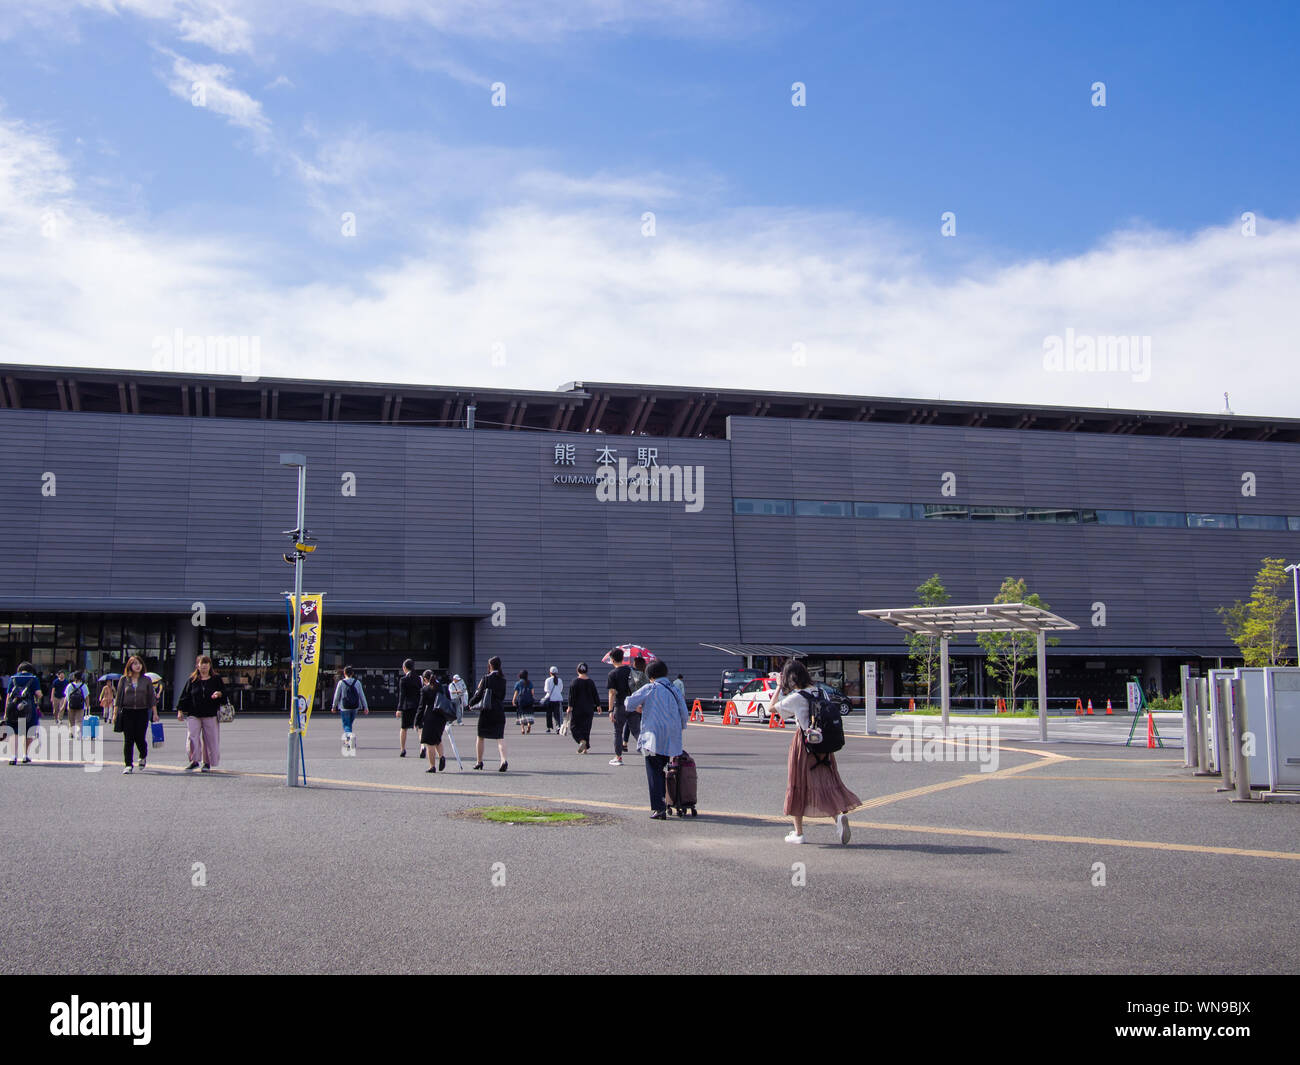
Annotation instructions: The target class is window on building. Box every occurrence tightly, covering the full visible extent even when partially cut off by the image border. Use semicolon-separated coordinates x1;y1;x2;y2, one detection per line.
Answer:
969;506;1025;522
1082;509;1135;525
921;503;970;520
854;502;915;519
1025;507;1080;523
733;499;792;516
1236;514;1287;531
794;500;851;517
1134;511;1186;528
1186;513;1238;529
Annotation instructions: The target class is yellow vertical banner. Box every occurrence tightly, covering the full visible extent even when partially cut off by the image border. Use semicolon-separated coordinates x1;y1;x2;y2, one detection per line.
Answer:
287;593;325;733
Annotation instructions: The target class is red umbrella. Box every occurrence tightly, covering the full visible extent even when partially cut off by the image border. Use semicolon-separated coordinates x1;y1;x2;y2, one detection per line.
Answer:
602;644;659;665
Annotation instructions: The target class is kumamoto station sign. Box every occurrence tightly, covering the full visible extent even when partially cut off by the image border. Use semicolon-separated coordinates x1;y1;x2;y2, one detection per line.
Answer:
550;443;665;486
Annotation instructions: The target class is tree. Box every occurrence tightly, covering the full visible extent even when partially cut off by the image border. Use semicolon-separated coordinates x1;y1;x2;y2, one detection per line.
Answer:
906;574;949;704
977;577;1058;704
1218;557;1295;666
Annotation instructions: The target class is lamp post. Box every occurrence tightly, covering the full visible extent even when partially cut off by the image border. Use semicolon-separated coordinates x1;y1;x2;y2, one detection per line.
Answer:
281;453;307;787
1287;563;1300;667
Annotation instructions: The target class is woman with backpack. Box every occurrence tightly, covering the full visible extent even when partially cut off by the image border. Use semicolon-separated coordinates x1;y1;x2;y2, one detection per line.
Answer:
4;661;42;764
416;670;448;773
330;665;369;752
175;654;226;772
64;671;91;734
470;656;507;771
512;669;535;735
771;660;859;845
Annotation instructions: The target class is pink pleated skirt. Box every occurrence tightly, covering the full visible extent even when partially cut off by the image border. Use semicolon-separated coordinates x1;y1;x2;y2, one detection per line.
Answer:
784;727;862;817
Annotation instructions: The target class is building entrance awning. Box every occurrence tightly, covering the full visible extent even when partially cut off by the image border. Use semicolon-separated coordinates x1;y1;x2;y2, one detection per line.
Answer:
858;603;1079;741
699;642;808;658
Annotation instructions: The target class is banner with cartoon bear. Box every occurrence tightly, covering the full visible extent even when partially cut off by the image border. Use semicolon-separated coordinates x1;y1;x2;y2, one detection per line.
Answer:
285;593;324;733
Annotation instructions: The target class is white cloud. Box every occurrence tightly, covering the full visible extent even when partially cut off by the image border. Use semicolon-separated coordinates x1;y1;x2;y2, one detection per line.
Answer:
2;118;1298;418
2;0;744;53
157;49;270;140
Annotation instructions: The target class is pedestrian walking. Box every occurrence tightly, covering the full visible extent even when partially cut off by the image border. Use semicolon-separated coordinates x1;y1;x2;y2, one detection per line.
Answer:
65;671;91;734
566;663;599;754
773;660;860;845
4;661;42;764
606;648;635;766
626;660;690;820
471;656;507;771
512;670;535;735
116;656;159;774
673;674;686;701
417;670;447;773
51;670;69;724
542;666;565;732
98;676;117;728
624;656;648;752
175;654;225;772
448;674;468;724
396;658;421;757
331;665;369;752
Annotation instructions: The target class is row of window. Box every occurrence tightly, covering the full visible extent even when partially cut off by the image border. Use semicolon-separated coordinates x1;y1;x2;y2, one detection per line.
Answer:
733;500;1300;530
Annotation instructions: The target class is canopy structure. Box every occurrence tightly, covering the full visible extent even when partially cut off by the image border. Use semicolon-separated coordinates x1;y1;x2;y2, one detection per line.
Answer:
858;603;1079;740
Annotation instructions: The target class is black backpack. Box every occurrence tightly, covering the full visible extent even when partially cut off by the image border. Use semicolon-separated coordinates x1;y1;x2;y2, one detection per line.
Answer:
341;677;361;711
67;684;86;712
6;677;37;718
800;688;844;765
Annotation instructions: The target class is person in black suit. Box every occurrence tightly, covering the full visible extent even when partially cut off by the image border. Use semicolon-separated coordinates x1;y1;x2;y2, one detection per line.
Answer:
472;656;508;771
395;658;422;758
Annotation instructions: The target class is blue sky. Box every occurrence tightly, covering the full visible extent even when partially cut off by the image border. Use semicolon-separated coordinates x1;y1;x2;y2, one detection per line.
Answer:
1;0;1298;412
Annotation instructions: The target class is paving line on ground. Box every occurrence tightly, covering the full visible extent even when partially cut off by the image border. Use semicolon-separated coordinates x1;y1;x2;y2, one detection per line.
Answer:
32;758;1300;863
1009;775;1206;784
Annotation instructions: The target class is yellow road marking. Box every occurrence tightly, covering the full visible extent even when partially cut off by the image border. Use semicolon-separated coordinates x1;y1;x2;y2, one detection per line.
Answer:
1008;775;1204;783
51;759;1300;863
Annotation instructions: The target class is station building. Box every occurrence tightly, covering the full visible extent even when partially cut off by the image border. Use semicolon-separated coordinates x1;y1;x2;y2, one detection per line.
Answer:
1;363;1297;710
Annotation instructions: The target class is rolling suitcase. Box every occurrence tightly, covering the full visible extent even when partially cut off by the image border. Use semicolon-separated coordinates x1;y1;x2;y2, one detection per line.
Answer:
664;750;698;817
81;714;100;738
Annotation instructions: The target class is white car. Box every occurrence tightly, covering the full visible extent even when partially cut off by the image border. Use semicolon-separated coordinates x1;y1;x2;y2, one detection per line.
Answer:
730;676;853;721
730;675;783;720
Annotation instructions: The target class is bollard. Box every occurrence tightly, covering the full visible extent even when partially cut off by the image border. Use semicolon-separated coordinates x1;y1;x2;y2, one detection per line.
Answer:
1228;677;1255;802
1182;673;1199;770
1196;678;1213;774
1214;676;1234;792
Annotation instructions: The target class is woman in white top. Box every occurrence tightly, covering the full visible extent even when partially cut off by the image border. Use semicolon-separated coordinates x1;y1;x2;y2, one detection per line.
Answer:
542;666;565;732
771;659;860;845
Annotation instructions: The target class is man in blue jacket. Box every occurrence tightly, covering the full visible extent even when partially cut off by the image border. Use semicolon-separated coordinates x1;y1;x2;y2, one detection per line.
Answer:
626;660;690;819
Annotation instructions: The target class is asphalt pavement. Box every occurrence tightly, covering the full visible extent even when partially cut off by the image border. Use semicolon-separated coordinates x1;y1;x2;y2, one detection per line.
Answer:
1;710;1294;974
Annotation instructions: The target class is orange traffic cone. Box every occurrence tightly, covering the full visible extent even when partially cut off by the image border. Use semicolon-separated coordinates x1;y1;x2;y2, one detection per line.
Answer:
723;701;739;725
1105;699;1113;715
768;712;784;729
909;698;916;711
1075;698;1084;716
690;699;704;722
1086;699;1094;716
996;697;1006;713
1146;711;1155;749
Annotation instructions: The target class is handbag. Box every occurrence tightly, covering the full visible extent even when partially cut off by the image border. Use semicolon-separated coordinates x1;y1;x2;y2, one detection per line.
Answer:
558;711;571;737
218;702;236;724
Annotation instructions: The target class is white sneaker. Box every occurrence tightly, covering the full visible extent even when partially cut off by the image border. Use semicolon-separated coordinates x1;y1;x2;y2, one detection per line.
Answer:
122;766;133;774
784;831;804;844
609;757;623;766
836;814;851;845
